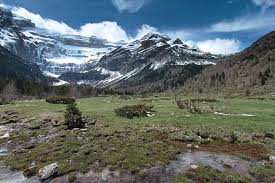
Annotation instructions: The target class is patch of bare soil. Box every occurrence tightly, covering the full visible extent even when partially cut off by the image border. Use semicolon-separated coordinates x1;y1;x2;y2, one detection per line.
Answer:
199;142;268;160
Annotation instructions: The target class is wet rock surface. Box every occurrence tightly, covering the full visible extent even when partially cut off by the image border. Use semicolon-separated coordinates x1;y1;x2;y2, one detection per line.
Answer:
0;149;261;183
165;150;255;179
3;150;262;183
0;163;40;183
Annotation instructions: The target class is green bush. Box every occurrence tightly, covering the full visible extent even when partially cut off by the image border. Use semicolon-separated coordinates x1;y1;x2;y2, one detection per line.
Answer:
118;95;131;100
46;96;75;104
114;104;155;119
64;103;85;129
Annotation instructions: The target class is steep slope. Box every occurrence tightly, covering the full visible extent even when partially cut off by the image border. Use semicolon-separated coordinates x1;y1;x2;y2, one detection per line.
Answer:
97;33;215;74
0;7;120;75
0;45;46;82
182;31;275;95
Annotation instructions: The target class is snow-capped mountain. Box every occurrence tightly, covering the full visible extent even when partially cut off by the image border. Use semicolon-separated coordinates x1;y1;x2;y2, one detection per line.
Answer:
97;33;216;74
59;33;217;92
0;7;120;76
0;6;217;92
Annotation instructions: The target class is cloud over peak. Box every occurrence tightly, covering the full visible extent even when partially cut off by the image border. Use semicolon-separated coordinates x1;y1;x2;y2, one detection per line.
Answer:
12;7;78;35
79;22;129;42
197;39;241;55
2;3;242;55
10;6;128;42
111;0;150;13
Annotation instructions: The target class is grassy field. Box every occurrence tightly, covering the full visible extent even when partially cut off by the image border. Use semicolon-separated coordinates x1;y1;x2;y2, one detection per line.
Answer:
0;96;275;182
1;96;275;132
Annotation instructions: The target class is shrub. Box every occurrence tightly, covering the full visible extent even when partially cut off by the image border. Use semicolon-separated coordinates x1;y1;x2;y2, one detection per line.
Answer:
0;97;9;105
64;103;85;129
118;95;131;100
46;97;75;104
175;96;218;113
114;104;154;119
67;173;77;182
175;99;202;113
229;131;238;143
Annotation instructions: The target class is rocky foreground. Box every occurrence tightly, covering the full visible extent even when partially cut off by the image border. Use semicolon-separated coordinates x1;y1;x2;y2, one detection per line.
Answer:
0;107;275;182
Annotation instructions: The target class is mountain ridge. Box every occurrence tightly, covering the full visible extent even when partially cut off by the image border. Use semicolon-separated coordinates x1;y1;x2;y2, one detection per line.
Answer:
58;33;217;93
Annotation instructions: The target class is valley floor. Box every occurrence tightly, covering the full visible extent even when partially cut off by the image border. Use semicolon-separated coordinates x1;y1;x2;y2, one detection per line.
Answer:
0;96;275;182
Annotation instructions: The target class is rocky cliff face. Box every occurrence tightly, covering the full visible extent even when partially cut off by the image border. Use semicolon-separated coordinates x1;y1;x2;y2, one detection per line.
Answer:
0;45;46;82
58;33;217;93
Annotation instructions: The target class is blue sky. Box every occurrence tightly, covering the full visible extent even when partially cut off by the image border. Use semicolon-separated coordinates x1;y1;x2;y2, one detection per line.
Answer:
1;0;275;54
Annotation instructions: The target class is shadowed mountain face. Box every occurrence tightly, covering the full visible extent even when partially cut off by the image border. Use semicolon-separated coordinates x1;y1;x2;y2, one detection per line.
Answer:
0;45;46;82
182;31;275;94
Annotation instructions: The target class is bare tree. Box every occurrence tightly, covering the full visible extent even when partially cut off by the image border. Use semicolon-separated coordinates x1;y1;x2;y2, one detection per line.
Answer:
1;81;18;101
68;81;79;98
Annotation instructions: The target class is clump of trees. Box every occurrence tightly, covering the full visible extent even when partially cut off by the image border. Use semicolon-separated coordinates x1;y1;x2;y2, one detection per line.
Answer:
64;102;85;129
0;79;124;101
0;81;18;104
114;104;155;119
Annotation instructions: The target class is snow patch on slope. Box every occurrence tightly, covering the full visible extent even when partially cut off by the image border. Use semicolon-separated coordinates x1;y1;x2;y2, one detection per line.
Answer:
0;29;17;47
43;71;60;78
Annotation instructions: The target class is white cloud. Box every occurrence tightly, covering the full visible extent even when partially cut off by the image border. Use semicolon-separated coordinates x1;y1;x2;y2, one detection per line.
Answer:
9;6;129;42
0;3;243;55
164;30;190;39
252;0;275;10
197;38;241;55
209;13;275;32
111;0;149;13
79;21;129;42
135;24;159;39
12;7;78;35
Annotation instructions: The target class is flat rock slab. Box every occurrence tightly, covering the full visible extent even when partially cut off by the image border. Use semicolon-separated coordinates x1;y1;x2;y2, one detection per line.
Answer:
39;163;59;180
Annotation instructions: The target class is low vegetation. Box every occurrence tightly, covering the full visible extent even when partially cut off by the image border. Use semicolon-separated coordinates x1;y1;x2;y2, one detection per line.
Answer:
0;96;9;105
175;97;216;113
0;96;274;182
249;164;275;182
114;104;155;119
118;95;131;100
46;96;76;104
172;166;253;183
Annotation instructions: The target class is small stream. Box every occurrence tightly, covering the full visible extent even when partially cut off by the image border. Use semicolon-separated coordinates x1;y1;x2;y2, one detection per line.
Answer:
166;150;256;176
0;163;40;183
0;147;9;156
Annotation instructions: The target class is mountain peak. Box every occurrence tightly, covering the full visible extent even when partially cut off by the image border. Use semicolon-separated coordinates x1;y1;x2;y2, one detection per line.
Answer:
140;32;171;42
173;38;183;45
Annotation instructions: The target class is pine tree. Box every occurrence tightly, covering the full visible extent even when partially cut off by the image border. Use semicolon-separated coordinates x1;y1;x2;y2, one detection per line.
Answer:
64;103;84;129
